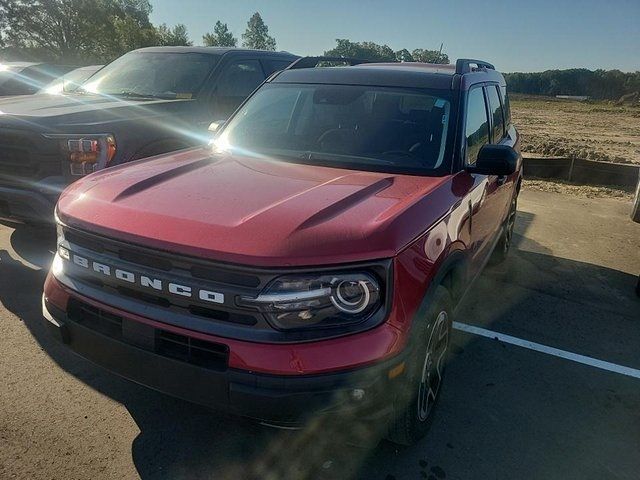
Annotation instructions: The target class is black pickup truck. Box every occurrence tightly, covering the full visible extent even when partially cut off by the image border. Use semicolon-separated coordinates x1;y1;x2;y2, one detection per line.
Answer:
0;47;297;224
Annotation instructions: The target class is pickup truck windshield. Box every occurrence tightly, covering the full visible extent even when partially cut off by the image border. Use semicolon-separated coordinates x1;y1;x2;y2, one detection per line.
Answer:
217;83;452;174
82;52;219;99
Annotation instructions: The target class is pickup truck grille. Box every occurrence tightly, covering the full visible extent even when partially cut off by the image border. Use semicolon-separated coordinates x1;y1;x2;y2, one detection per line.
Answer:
0;130;61;180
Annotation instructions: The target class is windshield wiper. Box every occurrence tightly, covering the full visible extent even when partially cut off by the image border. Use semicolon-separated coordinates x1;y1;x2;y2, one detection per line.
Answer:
305;151;395;166
113;90;160;99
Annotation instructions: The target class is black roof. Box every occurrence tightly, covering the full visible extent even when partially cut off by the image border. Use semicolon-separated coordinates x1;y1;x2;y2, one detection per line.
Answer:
132;46;298;58
272;61;505;90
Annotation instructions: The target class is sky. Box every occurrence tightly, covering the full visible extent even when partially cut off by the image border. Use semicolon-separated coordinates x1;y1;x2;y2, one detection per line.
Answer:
150;0;640;73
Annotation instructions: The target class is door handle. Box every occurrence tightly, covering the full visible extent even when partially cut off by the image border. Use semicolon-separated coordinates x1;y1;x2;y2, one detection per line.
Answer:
497;175;507;186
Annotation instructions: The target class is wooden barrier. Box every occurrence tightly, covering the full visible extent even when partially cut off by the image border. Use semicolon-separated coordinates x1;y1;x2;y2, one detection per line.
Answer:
523;157;640;189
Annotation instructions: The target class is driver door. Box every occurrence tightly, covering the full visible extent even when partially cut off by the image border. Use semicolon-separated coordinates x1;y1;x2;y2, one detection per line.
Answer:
464;86;504;271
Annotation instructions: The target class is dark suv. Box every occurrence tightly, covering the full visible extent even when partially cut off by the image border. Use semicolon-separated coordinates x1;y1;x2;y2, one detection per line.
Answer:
0;62;77;97
0;47;297;224
44;58;521;445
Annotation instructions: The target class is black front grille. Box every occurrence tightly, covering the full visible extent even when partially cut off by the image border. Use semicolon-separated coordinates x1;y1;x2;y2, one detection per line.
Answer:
0;130;61;180
62;227;266;329
67;299;229;371
64;228;262;289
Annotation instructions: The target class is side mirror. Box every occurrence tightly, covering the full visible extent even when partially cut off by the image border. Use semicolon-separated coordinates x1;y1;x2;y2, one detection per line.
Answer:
466;144;519;176
208;120;226;135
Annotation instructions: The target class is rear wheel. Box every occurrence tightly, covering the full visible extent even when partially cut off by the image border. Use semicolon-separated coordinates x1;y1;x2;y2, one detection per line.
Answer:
388;286;452;446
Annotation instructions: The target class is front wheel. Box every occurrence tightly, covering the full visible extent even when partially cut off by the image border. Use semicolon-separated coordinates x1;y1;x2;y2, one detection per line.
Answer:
387;286;452;446
490;193;518;265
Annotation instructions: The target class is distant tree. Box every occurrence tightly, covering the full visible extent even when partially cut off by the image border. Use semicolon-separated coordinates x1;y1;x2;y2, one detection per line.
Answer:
325;39;451;64
241;12;275;51
156;23;192;46
0;0;158;62
395;49;414;62
411;48;449;64
324;39;395;62
503;69;640;100
203;21;237;47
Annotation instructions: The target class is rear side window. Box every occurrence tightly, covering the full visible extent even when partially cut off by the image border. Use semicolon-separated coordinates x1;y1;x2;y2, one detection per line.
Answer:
465;87;490;164
215;59;265;118
486;85;505;142
501;86;512;126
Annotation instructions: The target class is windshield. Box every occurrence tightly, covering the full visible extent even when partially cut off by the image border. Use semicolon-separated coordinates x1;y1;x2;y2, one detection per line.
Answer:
0;65;61;96
40;66;102;94
82;52;219;99
216;83;452;174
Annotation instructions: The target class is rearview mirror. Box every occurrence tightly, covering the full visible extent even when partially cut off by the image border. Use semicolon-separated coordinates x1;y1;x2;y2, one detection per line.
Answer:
466;144;518;176
208;120;226;135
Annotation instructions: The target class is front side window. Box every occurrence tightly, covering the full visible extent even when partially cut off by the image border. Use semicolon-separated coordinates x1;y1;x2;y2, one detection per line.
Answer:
263;59;294;76
465;87;489;164
486;85;505;142
214;59;265;118
82;52;219;99
215;83;452;175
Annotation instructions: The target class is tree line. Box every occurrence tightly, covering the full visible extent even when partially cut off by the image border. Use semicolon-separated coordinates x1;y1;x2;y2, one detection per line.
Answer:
504;69;640;101
0;1;277;63
1;1;637;101
0;0;448;66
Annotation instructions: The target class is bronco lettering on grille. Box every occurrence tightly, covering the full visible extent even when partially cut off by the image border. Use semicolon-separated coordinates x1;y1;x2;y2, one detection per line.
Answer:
68;253;225;304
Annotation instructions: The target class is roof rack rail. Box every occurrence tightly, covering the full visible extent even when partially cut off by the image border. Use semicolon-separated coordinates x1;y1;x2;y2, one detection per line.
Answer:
286;56;372;70
455;58;495;74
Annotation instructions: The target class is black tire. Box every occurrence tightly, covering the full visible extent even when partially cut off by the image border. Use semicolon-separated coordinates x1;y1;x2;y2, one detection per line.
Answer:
387;285;453;446
631;177;640;223
490;192;518;265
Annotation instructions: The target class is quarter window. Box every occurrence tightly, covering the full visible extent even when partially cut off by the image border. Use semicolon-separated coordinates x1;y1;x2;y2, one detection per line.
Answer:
487;85;505;142
465;87;490;164
501;85;512;126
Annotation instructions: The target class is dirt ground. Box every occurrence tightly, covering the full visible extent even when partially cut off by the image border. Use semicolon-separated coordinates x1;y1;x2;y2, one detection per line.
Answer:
510;94;640;164
523;178;633;199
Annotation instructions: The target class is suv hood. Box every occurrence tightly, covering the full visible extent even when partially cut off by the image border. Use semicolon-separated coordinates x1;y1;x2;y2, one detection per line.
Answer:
0;93;194;129
57;148;454;267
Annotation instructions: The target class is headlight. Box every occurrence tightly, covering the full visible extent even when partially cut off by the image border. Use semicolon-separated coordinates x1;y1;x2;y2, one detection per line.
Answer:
239;272;381;330
45;134;117;176
52;221;68;278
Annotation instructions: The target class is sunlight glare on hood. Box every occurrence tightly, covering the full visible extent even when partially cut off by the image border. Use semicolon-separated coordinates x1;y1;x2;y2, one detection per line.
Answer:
44;82;64;95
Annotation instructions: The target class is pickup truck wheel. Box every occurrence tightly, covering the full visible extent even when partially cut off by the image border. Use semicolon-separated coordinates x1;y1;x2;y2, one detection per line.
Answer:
388;285;452;446
491;194;518;265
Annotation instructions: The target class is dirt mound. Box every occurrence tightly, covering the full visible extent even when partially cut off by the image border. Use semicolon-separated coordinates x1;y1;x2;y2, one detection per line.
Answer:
616;92;639;106
511;95;640;164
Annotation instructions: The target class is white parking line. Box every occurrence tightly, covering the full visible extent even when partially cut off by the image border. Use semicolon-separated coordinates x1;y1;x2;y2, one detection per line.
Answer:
453;321;640;380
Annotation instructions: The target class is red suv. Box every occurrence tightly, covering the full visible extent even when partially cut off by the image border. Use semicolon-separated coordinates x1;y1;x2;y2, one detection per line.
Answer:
43;58;521;445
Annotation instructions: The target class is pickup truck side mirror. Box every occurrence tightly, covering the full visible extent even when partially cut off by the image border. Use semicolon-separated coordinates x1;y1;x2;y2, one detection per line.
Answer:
208;120;226;135
466;144;518;176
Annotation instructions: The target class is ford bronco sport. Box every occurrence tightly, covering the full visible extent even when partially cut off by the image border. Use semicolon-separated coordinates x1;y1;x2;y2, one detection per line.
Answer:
43;58;521;445
0;47;297;224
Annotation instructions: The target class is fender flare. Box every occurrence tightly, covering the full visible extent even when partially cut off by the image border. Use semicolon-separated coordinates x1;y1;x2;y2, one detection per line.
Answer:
402;248;470;355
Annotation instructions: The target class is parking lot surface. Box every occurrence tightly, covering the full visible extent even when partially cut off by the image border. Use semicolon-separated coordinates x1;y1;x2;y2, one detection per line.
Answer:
1;188;639;480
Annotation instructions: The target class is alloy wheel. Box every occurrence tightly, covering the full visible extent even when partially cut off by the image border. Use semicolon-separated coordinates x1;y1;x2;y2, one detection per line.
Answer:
417;311;449;422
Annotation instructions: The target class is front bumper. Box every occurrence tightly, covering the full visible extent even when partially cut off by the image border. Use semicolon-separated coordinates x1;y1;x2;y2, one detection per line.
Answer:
0;184;59;224
42;291;405;426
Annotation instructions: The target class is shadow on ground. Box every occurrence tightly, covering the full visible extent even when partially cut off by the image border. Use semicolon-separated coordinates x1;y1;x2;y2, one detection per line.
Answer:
1;216;638;480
